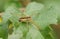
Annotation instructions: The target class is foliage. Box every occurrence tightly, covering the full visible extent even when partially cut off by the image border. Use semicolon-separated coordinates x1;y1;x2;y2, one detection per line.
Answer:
0;0;60;39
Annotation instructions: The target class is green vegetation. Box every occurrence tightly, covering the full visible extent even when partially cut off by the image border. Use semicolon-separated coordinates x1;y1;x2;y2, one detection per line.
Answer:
0;0;60;39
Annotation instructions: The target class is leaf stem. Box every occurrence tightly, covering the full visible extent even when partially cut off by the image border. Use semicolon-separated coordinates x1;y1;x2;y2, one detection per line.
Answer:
29;20;41;30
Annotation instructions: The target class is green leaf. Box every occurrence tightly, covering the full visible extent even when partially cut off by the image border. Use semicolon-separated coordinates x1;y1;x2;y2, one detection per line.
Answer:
25;2;57;29
26;26;44;39
25;2;44;16
0;22;9;39
8;29;23;39
8;22;29;39
41;26;56;39
2;4;22;24
32;0;60;23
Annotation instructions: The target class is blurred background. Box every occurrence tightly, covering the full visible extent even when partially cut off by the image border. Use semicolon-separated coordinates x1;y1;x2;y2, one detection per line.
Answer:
0;0;60;39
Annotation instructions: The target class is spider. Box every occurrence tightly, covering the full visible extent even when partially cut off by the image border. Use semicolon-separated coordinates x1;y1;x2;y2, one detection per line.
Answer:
19;16;31;22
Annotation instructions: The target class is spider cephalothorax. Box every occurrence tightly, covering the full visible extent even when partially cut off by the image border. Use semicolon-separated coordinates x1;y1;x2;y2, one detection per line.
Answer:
19;16;31;22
